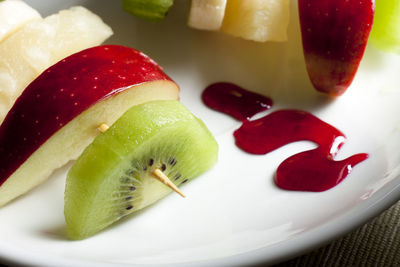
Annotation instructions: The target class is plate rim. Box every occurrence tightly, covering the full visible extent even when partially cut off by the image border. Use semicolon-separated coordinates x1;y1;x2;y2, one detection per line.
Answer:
2;0;400;266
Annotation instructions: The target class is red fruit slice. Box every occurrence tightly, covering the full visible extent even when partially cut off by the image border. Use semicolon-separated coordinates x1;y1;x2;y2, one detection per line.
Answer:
298;0;375;96
0;45;179;206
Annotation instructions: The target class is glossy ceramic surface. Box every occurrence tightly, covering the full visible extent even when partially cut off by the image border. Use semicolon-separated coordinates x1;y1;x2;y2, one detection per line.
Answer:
1;0;400;265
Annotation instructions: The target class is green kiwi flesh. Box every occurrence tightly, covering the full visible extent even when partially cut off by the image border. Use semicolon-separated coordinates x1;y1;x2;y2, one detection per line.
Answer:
122;0;174;22
64;100;218;240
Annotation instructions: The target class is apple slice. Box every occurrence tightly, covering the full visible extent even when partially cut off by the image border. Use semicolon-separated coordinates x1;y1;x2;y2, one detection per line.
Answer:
0;6;113;123
0;0;41;43
298;0;375;96
0;45;179;206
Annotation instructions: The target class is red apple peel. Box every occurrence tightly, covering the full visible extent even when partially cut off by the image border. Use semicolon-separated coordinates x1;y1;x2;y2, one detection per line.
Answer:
298;0;375;96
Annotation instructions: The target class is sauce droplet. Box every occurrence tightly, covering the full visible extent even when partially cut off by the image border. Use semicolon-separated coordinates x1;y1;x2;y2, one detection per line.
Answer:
202;82;273;121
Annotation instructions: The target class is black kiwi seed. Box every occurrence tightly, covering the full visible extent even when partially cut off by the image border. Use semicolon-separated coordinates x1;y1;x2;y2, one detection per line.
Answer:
161;163;166;171
117;155;182;215
169;158;177;166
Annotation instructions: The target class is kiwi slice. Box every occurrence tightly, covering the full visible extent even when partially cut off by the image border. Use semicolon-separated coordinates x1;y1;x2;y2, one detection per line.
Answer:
64;100;218;240
122;0;174;22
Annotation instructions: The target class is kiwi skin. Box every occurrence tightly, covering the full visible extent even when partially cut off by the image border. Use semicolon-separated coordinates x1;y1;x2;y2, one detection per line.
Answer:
64;100;218;240
122;0;174;22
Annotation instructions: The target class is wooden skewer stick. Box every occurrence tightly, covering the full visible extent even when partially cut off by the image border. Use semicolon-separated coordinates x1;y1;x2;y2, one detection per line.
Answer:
97;123;185;198
152;168;186;198
97;123;110;133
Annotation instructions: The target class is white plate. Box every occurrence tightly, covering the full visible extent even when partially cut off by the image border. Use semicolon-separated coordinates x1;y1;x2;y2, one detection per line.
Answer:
1;0;400;266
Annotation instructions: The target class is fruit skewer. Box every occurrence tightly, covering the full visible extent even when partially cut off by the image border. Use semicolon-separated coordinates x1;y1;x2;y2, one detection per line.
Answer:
65;100;218;239
0;45;179;206
152;168;186;198
97;123;186;198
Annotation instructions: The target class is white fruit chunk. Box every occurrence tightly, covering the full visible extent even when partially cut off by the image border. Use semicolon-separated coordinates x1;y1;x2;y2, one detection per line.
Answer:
0;6;113;123
188;0;227;30
0;0;41;43
221;0;290;42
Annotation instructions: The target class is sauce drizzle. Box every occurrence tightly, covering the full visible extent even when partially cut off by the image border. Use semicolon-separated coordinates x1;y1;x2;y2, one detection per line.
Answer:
202;82;368;192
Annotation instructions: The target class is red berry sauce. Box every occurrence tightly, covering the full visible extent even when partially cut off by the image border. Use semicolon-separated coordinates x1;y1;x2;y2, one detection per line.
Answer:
202;83;368;192
234;110;369;192
202;82;273;121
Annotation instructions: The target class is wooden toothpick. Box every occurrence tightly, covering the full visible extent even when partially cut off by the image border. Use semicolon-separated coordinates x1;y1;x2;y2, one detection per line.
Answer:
97;123;185;198
152;168;186;198
97;123;109;133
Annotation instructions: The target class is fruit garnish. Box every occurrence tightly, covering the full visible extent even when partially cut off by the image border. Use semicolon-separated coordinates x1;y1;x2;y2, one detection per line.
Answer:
188;0;227;31
0;0;41;43
221;0;290;42
64;100;218;240
122;0;174;22
0;45;179;207
370;0;400;54
0;6;113;122
298;0;375;96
